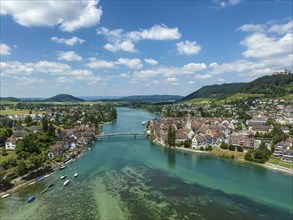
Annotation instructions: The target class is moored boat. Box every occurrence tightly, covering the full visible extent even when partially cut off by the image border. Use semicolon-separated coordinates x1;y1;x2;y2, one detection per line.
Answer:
1;194;10;199
41;188;48;194
63;180;70;186
74;173;78;178
59;165;66;170
28;181;36;185
26;196;35;203
60;175;66;179
48;183;54;188
141;121;146;125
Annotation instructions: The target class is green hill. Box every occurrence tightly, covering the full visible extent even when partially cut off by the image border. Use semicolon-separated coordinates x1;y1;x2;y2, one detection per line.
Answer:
45;94;84;102
182;71;293;101
0;97;21;102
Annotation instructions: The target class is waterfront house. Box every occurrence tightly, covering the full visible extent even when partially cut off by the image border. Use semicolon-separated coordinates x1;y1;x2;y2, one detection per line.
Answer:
229;132;255;151
282;150;293;162
5;136;18;150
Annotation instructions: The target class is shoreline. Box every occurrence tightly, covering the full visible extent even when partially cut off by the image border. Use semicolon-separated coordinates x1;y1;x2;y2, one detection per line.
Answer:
152;139;293;175
1;120;116;197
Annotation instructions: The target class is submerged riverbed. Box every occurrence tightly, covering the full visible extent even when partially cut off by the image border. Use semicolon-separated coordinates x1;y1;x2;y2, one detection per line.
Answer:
0;108;292;219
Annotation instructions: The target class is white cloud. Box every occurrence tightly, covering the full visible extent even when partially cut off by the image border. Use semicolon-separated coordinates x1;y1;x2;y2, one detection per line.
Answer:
97;24;181;53
86;58;116;69
236;24;264;32
116;58;143;69
51;36;85;46
127;24;181;41
13;76;47;85
241;32;292;59
216;0;241;8
182;63;207;73
104;41;136;53
268;20;293;35
144;58;158;65
176;40;201;56
1;0;102;32
166;77;178;82
194;74;212;80
119;73;130;78
1;60;93;77
0;43;12;55
57;51;82;61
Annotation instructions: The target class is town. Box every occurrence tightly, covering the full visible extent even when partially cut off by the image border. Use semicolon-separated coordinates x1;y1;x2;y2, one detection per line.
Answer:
0;103;116;190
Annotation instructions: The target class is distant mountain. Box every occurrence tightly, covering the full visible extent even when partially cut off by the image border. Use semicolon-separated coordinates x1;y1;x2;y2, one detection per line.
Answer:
121;95;183;103
45;94;84;102
182;71;293;101
78;96;122;101
0;97;21;102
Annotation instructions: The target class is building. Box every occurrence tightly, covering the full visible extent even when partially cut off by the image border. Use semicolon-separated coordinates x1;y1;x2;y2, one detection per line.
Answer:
229;132;255;150
5;136;18;150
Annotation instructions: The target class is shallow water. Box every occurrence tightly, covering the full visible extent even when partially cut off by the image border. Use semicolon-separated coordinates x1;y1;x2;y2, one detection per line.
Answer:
1;108;292;219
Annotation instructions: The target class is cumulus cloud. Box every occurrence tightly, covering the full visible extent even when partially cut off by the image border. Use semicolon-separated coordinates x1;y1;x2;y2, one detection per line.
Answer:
51;36;85;46
194;74;212;80
127;24;181;41
144;58;158;65
166;77;178;82
13;76;47;85
57;51;82;61
236;24;265;32
97;24;181;53
1;0;102;32
1;60;92;77
182;63;206;73
0;43;12;55
268;20;293;35
176;40;201;56
86;58;116;69
116;58;143;69
240;32;292;59
104;41;136;53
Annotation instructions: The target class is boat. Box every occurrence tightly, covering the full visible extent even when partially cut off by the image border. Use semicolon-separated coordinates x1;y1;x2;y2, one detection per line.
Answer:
40;188;48;194
26;196;35;203
60;175;67;180
141;121;146;125
74;173;78;178
37;176;45;182
1;194;10;199
48;183;54;188
88;147;91;150
59;165;66;170
28;181;36;185
63;180;70;186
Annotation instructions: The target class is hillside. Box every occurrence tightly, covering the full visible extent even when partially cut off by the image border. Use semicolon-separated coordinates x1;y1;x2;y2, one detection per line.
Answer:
0;97;21;102
182;71;293;101
121;95;183;103
45;94;84;102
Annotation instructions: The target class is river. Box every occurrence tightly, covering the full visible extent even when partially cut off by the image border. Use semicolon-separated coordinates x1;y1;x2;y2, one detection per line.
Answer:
0;107;292;219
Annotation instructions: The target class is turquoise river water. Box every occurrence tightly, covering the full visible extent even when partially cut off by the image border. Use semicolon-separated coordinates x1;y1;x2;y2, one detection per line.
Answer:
0;107;292;220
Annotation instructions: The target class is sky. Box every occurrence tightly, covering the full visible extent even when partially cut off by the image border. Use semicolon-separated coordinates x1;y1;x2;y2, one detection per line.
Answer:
0;0;292;98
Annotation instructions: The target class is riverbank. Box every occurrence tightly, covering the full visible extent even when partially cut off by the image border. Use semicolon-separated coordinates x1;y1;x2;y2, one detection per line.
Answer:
151;140;293;175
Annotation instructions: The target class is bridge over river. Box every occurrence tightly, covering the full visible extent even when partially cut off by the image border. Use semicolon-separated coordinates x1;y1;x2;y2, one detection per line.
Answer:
95;132;148;140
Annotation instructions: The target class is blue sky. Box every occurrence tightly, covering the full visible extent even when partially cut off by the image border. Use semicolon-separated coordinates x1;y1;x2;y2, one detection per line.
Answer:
1;0;292;98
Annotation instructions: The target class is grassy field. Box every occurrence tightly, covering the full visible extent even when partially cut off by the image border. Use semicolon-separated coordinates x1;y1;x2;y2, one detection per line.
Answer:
212;147;246;159
0;109;47;116
0;149;17;163
268;156;293;169
183;98;211;105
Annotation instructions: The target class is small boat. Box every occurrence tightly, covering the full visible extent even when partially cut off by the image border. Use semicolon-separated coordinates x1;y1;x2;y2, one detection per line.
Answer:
141;121;146;125
63;180;70;186
48;183;54;188
74;173;78;178
59;165;66;170
28;181;36;185
40;188;48;194
26;196;35;203
60;175;67;180
37;176;45;182
1;194;10;199
88;148;91;150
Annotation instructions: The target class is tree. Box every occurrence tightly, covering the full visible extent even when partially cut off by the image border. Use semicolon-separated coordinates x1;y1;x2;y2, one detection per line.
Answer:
1;148;8;156
220;142;228;149
17;161;28;176
42;119;48;132
167;125;175;147
184;139;192;148
24;115;32;124
48;123;55;137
